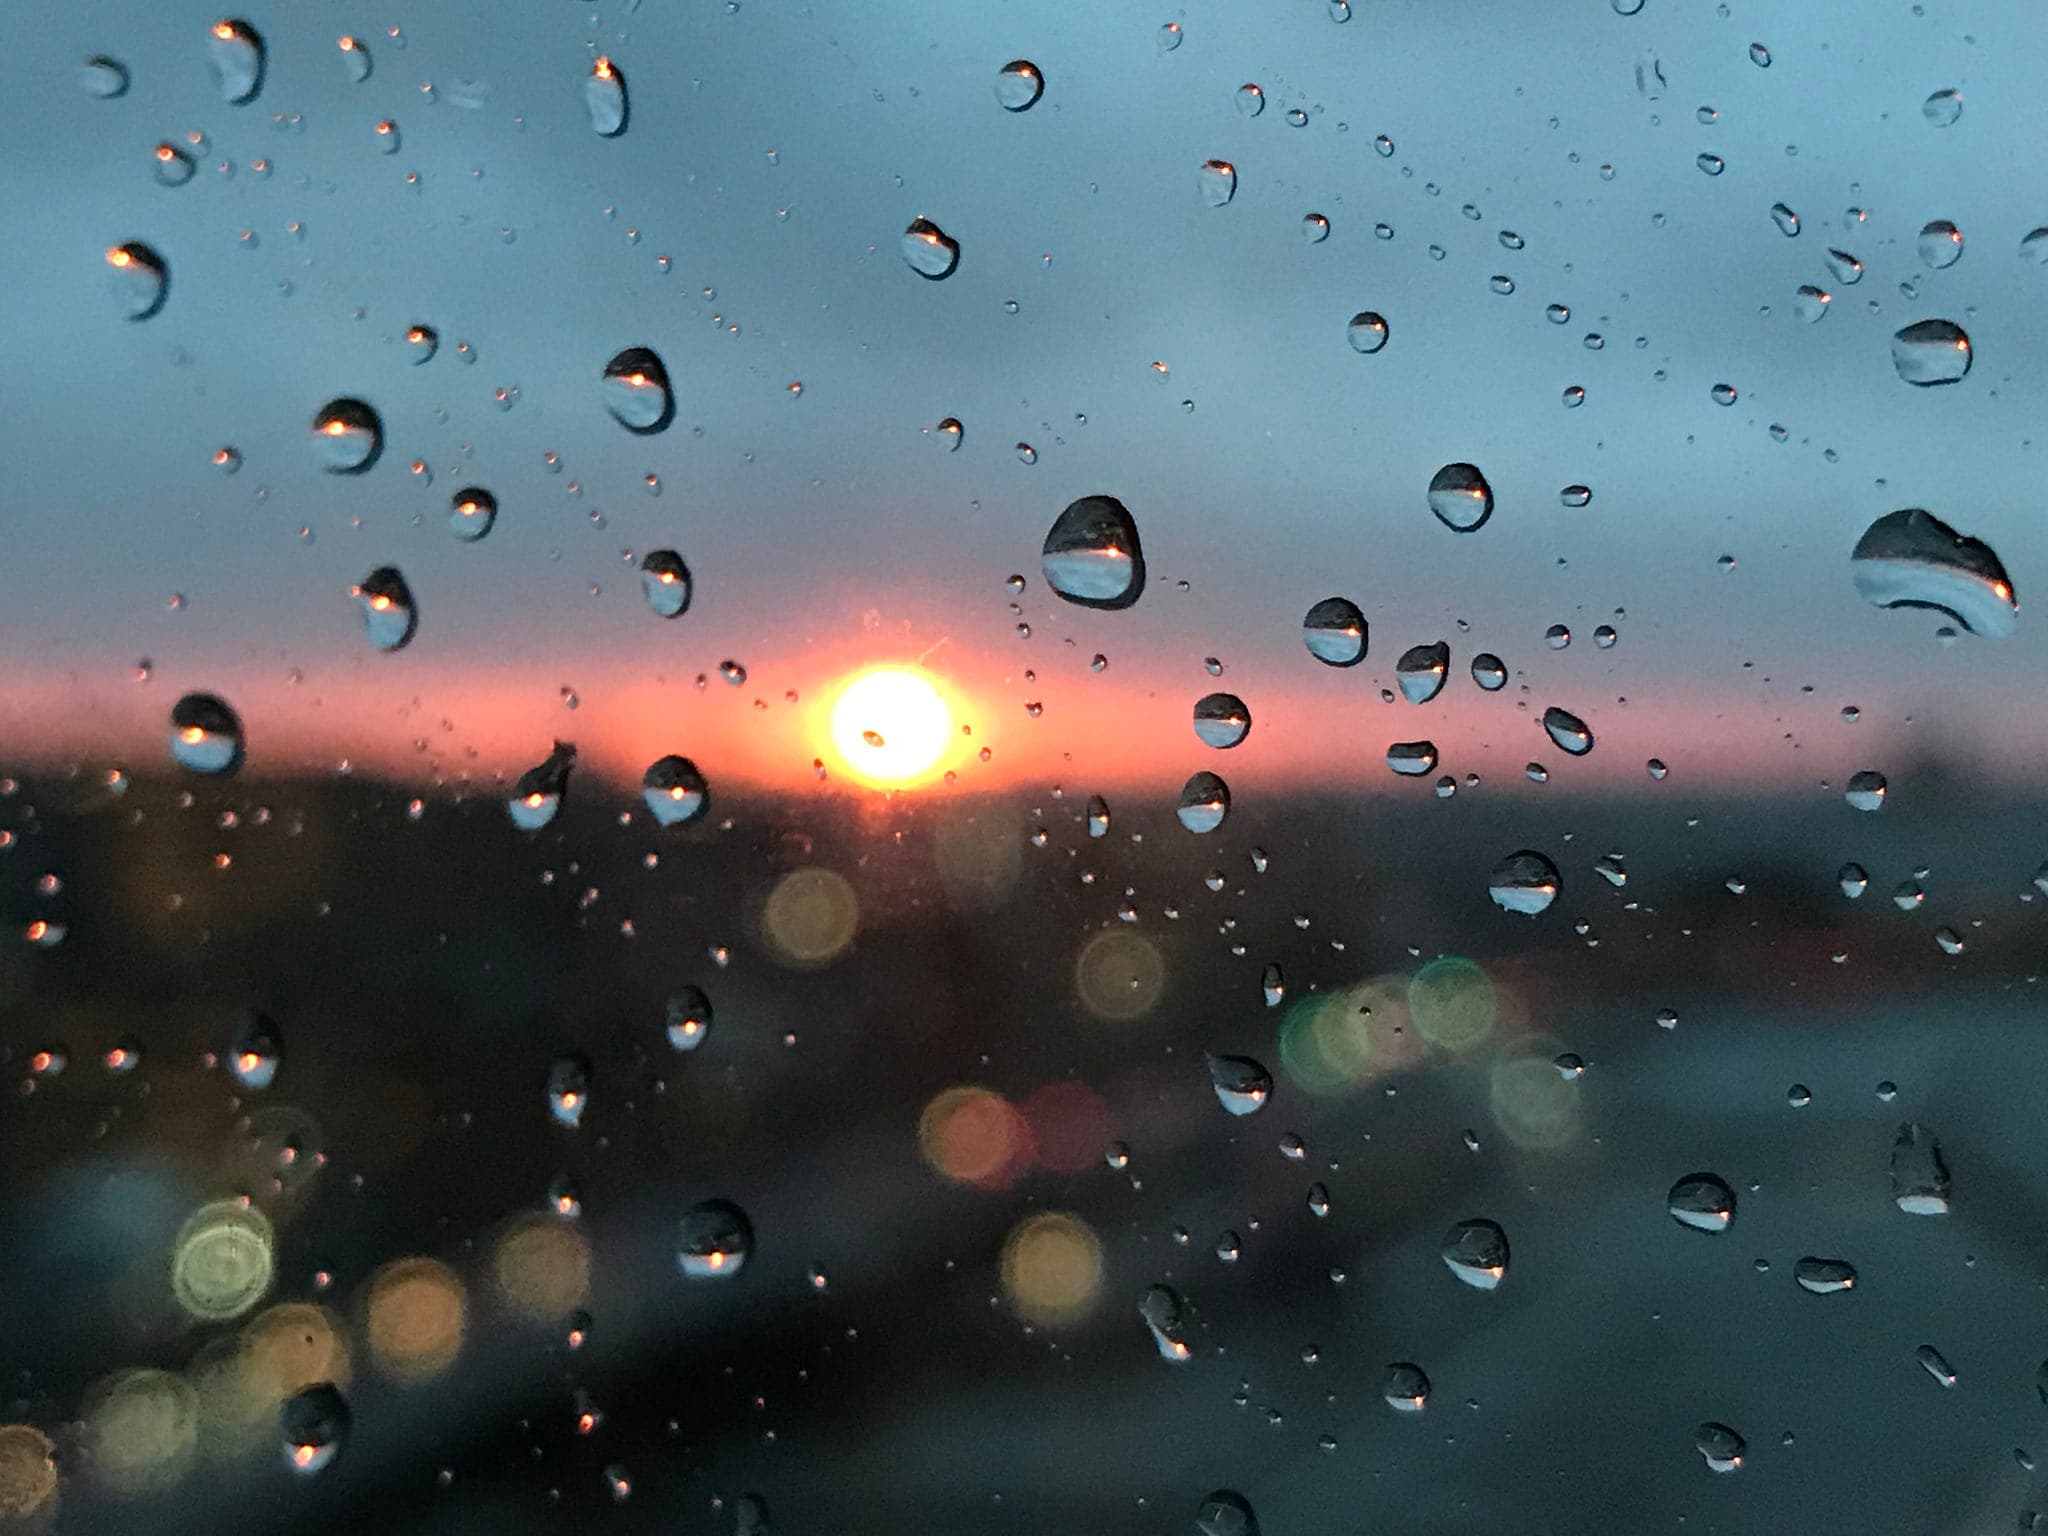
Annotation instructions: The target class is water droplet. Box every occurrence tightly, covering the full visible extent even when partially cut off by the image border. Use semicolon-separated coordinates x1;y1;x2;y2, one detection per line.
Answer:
372;118;400;154
1177;772;1230;833
509;741;576;830
1303;597;1367;665
1014;442;1038;465
2023;229;2048;265
1595;853;1627;887
1844;769;1888;811
1470;653;1507;691
546;1052;591;1127
207;19;265;105
929;416;964;452
1193;693;1251;749
902;216;960;278
337;35;371;83
1489;851;1560;915
1668;1172;1736;1233
449;487;496;542
1395;641;1450;704
1139;1283;1192;1361
1694;1422;1745;1474
1157;21;1184;50
227;1012;281;1089
995;59;1044;111
1382;1362;1430;1412
1559;484;1592;508
1234;83;1265;117
403;324;439;364
280;1383;348;1475
1749;41;1772;66
1195;1489;1256;1536
1208;1053;1272;1115
1440;1217;1509;1289
153;141;196;186
1923;88;1963;127
585;57;628;136
1710;382;1739;407
352;566;417;651
664;987;713;1052
1345;312;1389;354
1851;508;2015;637
1428;463;1493;532
641;756;707;827
1839;862;1868;897
1198;160;1237;207
1085;794;1111;838
1915;1343;1958;1387
1696;153;1725;176
1554;1053;1586;1079
310;398;382;473
80;55;130;98
1261;965;1286;1009
1387;740;1439;776
1043;495;1145;608
1891;1122;1951;1215
170;692;243;774
105;242;168;320
1917;219;1964;270
602;347;674;433
677;1199;751;1279
1562;384;1586;408
1541;706;1594;757
1301;213;1330;243
1891;319;1972;386
1825;248;1864;284
1214;1229;1240;1261
1793;285;1832;323
1795;1256;1857;1294
1770;202;1801;236
639;549;692;618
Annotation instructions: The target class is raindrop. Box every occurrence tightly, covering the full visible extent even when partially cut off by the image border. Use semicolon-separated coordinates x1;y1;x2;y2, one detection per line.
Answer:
1890;1122;1951;1215
1694;1422;1745;1474
373;118;400;154
1545;624;1572;649
1825;248;1863;284
1711;383;1738;406
1749;41;1771;66
1198;160;1237;207
1851;508;2015;637
405;324;438;363
1470;653;1507;691
1043;495;1145;609
1427;463;1494;532
227;1012;282;1090
1157;22;1184;51
1086;794;1111;838
1795;1257;1857;1294
170;692;243;774
337;35;371;83
1388;740;1439;776
1176;772;1230;833
1844;770;1888;811
509;741;576;830
1594;625;1618;648
1917;219;1964;270
642;756;708;826
931;416;964;451
352;566;416;651
1139;1284;1192;1362
639;550;692;618
80;55;130;98
1303;597;1367;666
1770;202;1801;236
902;216;960;278
1382;1363;1430;1412
280;1383;348;1475
1192;693;1251;749
1301;213;1330;243
1923;88;1963;127
1541;707;1593;756
105;242;168;320
1261;964;1285;1008
449;487;496;542
1668;1172;1736;1233
1207;1053;1272;1116
665;987;713;1052
2023;229;2048;264
206;19;265;105
1489;851;1560;915
1560;485;1592;508
677;1199;752;1279
1916;1343;1957;1387
1195;1488;1256;1535
1395;641;1450;704
1562;385;1586;407
1440;1217;1509;1290
1234;83;1265;117
1890;319;1972;386
1697;153;1725;176
1892;880;1925;911
996;60;1044;111
1839;863;1869;897
602;347;674;433
1346;312;1390;354
585;57;628;136
153;142;196;186
310;398;382;473
547;1053;591;1128
1793;285;1832;323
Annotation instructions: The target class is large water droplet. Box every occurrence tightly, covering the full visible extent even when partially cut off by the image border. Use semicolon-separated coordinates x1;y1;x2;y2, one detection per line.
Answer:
1234;83;1265;117
602;347;674;433
639;549;692;618
170;692;243;774
1891;319;1972;386
1470;653;1507;691
1694;1422;1745;1474
665;987;713;1052
1915;1343;1957;1387
337;35;371;83
1844;769;1887;811
1084;794;1111;838
1825;248;1864;284
1382;1362;1431;1412
153;142;196;186
1208;1053;1272;1115
1303;597;1367;665
1851;508;2015;637
996;59;1044;110
207;19;265;105
311;398;382;473
1195;1489;1257;1535
1923;88;1963;126
1198;160;1237;207
1794;1256;1858;1294
1793;285;1832;323
1193;693;1251;749
1140;1284;1192;1361
1387;740;1439;776
585;57;628;136
450;487;496;542
80;55;130;98
1043;495;1144;608
642;755;707;826
1428;463;1494;532
677;1199;752;1279
352;566;417;651
1346;312;1389;354
1440;1217;1509;1289
1540;707;1593;757
1668;1172;1736;1233
1395;641;1450;704
280;1383;348;1475
509;741;576;830
105;242;168;319
1839;862;1869;897
1177;773;1230;833
227;1011;282;1090
902;217;960;279
1891;1122;1951;1215
1917;219;1964;269
2023;228;2048;265
1770;202;1801;236
1489;851;1560;915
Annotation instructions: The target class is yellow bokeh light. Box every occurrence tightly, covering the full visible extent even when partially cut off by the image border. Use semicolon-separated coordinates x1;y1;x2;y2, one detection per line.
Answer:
1000;1212;1104;1326
0;1425;56;1521
365;1257;466;1384
760;866;860;968
827;667;954;787
171;1201;274;1322
83;1370;196;1497
492;1216;592;1322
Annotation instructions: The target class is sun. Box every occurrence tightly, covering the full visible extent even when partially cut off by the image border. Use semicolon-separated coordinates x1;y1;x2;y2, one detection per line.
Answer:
828;667;955;787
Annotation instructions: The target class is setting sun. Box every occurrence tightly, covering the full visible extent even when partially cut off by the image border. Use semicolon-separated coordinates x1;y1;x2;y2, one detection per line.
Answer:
828;667;954;786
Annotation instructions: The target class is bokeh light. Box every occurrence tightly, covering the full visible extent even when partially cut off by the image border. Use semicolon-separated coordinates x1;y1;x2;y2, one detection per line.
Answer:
0;1425;56;1521
170;1201;274;1322
492;1215;593;1322
760;867;859;968
365;1257;466;1384
999;1212;1104;1327
1489;1048;1584;1151
919;1086;1033;1189
1073;929;1165;1021
83;1369;196;1496
1409;956;1498;1052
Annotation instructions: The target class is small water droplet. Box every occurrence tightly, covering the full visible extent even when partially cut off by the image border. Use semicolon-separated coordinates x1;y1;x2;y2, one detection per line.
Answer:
1851;508;2015;637
1234;83;1265;116
1668;1172;1737;1232
1794;1256;1857;1294
1696;153;1725;176
1541;706;1594;757
1470;653;1507;691
1917;219;1964;270
639;549;692;618
664;987;713;1052
105;242;168;320
546;1052;591;1127
1891;1122;1951;1215
902;216;959;278
1845;769;1888;811
1770;202;1801;236
1489;851;1559;915
310;398;382;473
227;1012;282;1090
352;566;417;651
1207;1054;1271;1115
1427;463;1493;532
1440;1218;1510;1289
1825;248;1864;285
602;347;674;433
1139;1283;1192;1361
280;1383;348;1475
1694;1422;1745;1473
1303;597;1367;665
1387;740;1439;776
1193;693;1251;749
642;756;707;825
449;487;496;542
1923;88;1963;127
1198;160;1237;207
170;692;243;774
509;741;576;830
1345;312;1389;354
80;55;130;98
1395;641;1450;704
